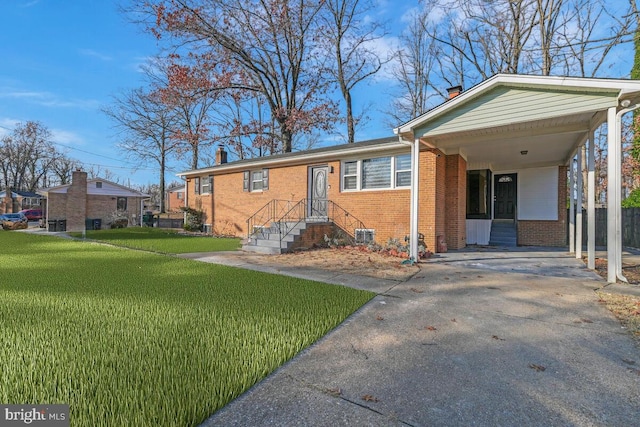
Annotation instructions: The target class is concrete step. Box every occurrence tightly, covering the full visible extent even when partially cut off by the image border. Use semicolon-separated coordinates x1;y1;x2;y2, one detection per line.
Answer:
241;244;282;254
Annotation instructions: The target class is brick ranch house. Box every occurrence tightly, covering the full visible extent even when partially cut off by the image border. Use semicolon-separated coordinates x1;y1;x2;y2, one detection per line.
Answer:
1;189;43;214
39;171;149;232
179;74;640;282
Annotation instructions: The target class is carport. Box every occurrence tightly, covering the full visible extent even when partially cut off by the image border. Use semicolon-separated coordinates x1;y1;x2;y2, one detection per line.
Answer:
395;74;640;282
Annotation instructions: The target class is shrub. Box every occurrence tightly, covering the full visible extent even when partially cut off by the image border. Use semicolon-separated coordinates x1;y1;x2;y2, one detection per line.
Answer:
622;188;640;208
181;207;204;232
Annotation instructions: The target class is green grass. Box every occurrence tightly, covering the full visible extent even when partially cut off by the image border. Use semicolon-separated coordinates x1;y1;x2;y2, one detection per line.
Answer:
70;227;241;253
0;232;374;426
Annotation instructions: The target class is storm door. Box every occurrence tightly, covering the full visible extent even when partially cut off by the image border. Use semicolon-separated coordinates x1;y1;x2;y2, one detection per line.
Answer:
309;166;328;218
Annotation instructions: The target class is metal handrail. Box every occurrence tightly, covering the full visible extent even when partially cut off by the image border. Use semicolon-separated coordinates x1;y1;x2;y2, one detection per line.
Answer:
247;198;366;244
276;199;366;244
246;199;297;239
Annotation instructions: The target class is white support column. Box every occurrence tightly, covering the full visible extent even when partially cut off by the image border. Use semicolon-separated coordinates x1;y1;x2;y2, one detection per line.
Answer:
587;129;596;270
569;156;575;253
410;139;420;260
606;106;617;283
576;146;583;259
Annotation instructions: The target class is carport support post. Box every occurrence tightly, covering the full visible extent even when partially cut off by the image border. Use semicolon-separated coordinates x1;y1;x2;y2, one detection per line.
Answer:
606;106;618;283
587;129;596;270
409;139;420;260
569;158;575;253
575;147;583;259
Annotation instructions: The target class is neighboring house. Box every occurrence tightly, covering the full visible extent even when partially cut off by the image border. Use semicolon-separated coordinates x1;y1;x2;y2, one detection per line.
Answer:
0;189;43;214
39;171;150;232
178;74;640;282
166;185;185;212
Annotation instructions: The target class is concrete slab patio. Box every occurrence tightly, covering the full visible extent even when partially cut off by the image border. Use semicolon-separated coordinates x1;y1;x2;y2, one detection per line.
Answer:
191;247;640;427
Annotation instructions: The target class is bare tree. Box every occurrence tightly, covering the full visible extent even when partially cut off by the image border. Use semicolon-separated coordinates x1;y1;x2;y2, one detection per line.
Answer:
321;0;388;143
0;121;59;192
387;5;439;125
139;0;339;153
103;85;179;213
48;156;83;187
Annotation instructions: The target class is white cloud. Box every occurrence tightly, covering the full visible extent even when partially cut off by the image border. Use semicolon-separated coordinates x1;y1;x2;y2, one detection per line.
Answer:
51;129;85;146
364;35;401;82
0;118;20;138
79;49;113;62
0;89;100;109
19;0;40;8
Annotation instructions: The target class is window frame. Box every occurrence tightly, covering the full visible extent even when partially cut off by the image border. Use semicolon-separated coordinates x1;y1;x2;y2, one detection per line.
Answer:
117;197;127;211
200;175;213;194
341;153;412;192
243;169;269;192
355;228;376;244
466;169;492;219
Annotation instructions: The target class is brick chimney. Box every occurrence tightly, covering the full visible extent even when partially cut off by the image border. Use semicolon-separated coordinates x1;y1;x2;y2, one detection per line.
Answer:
447;85;463;99
216;145;228;165
3;187;13;213
65;170;87;232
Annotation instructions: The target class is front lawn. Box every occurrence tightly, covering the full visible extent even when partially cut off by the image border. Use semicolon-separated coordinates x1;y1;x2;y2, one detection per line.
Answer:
0;232;374;426
71;227;241;253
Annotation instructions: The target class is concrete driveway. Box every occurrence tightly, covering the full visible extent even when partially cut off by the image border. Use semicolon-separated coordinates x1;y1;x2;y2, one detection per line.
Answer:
201;248;640;426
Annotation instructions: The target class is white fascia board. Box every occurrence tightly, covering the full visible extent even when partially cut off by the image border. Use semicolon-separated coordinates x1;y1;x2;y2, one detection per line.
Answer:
395;74;640;135
178;141;409;177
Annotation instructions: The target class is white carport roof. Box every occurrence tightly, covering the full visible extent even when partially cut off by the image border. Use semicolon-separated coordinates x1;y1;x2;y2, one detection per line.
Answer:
394;74;640;170
394;73;640;283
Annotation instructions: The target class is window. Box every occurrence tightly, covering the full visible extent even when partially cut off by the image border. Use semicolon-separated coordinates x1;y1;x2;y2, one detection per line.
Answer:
117;197;127;211
343;161;357;190
194;177;200;195
176;192;183;200
96;182;102;189
466;170;492;219
251;171;263;191
395;154;411;187
243;169;269;192
355;229;375;244
362;157;391;189
342;154;411;191
201;175;213;194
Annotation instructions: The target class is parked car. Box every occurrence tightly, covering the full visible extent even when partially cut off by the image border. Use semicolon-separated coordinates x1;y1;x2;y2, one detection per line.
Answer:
1;213;28;230
19;208;43;220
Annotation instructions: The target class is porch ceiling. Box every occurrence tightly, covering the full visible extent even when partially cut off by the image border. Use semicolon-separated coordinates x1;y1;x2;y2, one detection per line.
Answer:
424;110;599;171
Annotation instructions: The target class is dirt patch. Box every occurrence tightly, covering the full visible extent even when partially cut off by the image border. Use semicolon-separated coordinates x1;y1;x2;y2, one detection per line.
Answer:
589;257;640;284
249;247;420;281
597;292;640;344
584;257;640;344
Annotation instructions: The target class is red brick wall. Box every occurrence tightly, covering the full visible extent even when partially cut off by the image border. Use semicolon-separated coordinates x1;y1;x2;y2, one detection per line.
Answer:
518;166;568;247
167;190;185;212
417;150;438;253
444;154;467;250
65;171;87;232
189;160;415;244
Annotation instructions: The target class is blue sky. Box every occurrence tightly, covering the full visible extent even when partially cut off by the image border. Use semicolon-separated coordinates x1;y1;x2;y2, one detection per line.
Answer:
0;0;634;187
0;0;405;187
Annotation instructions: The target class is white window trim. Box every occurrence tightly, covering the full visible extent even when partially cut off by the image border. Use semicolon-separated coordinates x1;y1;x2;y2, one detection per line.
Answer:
251;170;264;192
341;154;411;192
201;175;213;194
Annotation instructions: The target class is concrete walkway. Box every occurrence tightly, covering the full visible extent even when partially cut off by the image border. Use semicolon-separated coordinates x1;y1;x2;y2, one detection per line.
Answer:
189;247;640;427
